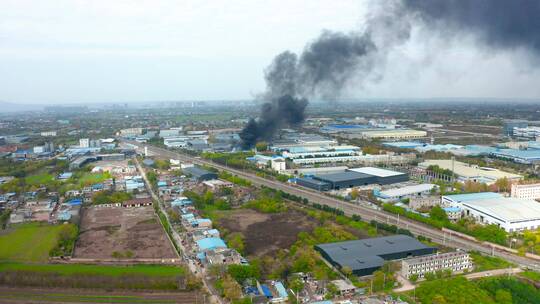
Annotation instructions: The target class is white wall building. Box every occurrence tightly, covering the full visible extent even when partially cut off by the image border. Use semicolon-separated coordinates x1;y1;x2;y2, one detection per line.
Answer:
460;197;540;232
40;131;57;137
511;183;540;200
79;138;90;148
375;184;436;203
401;251;473;279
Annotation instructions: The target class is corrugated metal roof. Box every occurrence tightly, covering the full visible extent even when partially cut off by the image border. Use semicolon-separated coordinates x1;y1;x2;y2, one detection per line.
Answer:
316;171;372;183
349;167;405;177
316;235;435;271
196;237;227;251
444;192;503;202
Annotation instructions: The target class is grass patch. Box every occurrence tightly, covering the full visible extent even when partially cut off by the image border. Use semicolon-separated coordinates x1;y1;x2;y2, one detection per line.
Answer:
470;251;515;272
76;172;112;187
0;262;185;277
521;271;540;282
25;173;54;186
0;222;64;262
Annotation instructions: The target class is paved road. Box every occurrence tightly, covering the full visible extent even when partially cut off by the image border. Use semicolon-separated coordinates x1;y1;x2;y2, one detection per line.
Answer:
123;141;540;271
465;267;522;280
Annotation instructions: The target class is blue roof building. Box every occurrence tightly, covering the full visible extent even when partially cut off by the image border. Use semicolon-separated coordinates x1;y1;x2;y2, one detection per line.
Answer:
274;282;288;299
66;198;82;206
383;141;425;149
196;237;227;251
181;213;195;220
491;149;540;164
260;285;273;298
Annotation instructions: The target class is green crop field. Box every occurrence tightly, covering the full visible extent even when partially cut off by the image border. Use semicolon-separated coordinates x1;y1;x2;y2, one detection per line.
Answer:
0;222;64;262
0;262;185;277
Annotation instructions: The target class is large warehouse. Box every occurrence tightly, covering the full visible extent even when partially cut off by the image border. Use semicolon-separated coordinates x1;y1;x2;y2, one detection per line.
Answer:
297;167;409;191
458;196;540;232
348;167;409;184
312;171;376;190
315;235;436;276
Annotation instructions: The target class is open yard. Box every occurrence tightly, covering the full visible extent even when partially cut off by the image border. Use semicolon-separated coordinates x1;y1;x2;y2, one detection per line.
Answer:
74;206;177;259
0;222;64;262
218;208;316;257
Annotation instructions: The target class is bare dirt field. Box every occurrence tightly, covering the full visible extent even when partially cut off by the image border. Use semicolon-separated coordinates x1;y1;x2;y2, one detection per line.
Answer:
218;208;316;257
74;206;177;259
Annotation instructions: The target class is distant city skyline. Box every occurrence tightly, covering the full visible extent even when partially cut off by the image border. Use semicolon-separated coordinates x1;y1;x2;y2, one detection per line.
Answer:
1;0;540;104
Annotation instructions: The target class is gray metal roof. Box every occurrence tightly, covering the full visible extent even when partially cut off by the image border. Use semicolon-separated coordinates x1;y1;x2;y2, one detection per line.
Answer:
316;235;434;270
296;177;330;186
316;171;373;183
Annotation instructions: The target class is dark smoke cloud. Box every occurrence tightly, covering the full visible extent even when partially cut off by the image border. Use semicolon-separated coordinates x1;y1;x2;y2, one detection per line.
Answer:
240;0;540;149
403;0;540;55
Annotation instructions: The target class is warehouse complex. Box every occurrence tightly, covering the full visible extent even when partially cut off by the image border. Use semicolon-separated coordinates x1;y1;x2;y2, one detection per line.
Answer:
442;192;540;232
419;159;523;185
315;235;436;276
296;167;408;191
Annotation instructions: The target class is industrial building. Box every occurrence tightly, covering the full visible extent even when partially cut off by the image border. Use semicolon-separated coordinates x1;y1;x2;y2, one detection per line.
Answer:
490;149;540;164
312;171;375;190
419;159;523;185
375;184;436;203
503;120;528;136
441;192;503;206
183;166;218;182
511;183;540;200
315;235;436;276
354;129;427;140
296;177;332;191
348;167;409;185
512;126;540;139
282;145;363;165
296;167;408;191
443;192;540;232
401;251;473;279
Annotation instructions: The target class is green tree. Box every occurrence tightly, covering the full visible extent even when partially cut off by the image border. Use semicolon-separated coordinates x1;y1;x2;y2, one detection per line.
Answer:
341;266;353;278
430;206;449;222
255;141;268;152
432;294;447;304
494;289;512;304
227;233;245;255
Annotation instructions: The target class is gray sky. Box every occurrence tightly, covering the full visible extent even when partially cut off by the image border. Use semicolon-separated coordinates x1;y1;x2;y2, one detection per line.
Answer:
1;0;539;104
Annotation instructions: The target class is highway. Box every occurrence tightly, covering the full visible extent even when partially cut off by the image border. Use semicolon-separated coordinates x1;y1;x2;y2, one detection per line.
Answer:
123;140;540;271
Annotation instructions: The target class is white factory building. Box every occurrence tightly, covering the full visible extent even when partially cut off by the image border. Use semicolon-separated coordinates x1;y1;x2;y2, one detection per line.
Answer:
375;183;436;203
511;183;540;200
443;192;540;232
281;145;364;165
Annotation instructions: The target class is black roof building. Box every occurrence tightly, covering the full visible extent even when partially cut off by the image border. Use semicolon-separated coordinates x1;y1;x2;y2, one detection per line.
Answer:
183;166;218;182
296;177;331;191
315;235;436;276
313;171;376;190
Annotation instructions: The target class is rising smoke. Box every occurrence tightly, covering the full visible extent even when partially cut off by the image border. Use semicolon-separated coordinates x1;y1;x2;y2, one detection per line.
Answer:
240;0;540;149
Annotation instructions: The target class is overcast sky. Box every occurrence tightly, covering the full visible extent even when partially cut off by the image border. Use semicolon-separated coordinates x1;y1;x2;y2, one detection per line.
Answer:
1;0;539;104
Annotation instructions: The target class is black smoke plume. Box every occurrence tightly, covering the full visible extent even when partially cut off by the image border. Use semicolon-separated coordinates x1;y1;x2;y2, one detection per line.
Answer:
403;0;540;55
240;0;540;149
